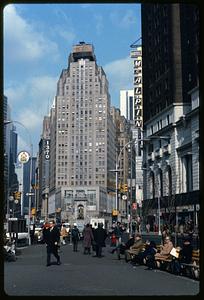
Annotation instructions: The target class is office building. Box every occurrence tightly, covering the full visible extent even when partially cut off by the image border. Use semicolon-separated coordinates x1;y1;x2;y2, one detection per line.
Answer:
48;42;116;225
141;3;199;231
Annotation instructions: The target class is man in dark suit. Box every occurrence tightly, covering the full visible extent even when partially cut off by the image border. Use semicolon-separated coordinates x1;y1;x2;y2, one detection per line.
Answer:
93;223;107;257
42;220;61;266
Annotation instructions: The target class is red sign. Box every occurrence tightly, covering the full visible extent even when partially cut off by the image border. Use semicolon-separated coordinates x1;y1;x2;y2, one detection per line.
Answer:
132;203;137;210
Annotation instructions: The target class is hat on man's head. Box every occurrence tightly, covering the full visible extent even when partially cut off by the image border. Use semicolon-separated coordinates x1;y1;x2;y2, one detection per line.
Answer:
136;234;141;238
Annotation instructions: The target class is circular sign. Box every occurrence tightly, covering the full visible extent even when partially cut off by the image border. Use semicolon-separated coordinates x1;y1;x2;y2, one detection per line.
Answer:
18;151;30;164
122;195;127;200
14;199;19;204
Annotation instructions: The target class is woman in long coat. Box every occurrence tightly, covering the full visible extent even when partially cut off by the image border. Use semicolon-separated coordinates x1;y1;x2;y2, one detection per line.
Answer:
83;224;94;254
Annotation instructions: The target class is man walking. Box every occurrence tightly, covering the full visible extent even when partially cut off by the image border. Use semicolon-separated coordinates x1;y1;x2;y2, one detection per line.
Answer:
71;223;80;252
42;220;61;266
93;223;107;257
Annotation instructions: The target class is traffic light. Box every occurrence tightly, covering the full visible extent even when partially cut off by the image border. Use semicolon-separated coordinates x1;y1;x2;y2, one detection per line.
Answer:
13;191;21;200
123;184;128;193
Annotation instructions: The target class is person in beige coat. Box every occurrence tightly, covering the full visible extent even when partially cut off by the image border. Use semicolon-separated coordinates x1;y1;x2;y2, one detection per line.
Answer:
154;236;173;261
125;234;144;262
60;224;68;245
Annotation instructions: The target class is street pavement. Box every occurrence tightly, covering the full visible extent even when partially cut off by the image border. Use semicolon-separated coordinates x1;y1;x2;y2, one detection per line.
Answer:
4;240;200;296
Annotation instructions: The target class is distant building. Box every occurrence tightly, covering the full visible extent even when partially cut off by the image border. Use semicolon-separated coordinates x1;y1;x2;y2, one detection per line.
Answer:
110;106;133;222
3;95;18;218
120;90;134;121
38;115;51;219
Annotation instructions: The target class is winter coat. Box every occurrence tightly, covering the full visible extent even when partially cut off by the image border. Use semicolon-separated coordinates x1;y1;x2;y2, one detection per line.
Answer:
155;240;173;260
60;227;68;238
71;227;80;241
43;225;60;246
94;227;107;247
129;238;144;255
83;226;94;248
180;243;193;264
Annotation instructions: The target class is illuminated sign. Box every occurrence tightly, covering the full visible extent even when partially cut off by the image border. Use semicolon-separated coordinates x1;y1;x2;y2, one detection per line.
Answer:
17;151;30;164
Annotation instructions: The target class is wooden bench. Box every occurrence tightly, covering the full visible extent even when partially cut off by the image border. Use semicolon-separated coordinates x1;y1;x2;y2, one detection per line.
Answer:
180;249;200;279
124;243;146;262
154;245;179;272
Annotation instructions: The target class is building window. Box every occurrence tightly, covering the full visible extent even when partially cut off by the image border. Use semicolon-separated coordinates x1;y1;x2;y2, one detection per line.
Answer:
181;154;192;192
165;165;172;196
157;168;163;198
149;171;155;199
166;114;169;125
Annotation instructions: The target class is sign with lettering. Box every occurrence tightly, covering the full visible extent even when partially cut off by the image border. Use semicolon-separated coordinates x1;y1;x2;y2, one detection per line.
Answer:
44;139;50;160
131;50;142;58
17;151;30;164
131;46;143;128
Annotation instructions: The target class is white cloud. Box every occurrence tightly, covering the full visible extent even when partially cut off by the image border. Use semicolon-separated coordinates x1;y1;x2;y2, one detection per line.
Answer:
57;28;76;43
5;75;58;108
110;9;137;29
5;75;58;132
18;108;43;131
93;14;104;35
4;4;59;62
5;74;58;155
104;56;133;97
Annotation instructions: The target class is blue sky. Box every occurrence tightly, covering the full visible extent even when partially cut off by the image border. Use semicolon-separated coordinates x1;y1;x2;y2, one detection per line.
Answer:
4;3;141;155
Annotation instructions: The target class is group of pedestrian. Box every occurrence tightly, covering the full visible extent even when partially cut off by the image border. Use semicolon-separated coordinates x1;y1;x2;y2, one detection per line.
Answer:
42;220;108;266
70;222;108;257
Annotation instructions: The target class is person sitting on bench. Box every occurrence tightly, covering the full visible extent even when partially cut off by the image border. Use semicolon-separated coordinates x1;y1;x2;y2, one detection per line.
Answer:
154;236;173;262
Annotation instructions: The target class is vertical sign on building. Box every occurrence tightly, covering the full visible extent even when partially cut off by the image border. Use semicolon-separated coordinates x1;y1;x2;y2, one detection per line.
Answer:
44;140;50;160
130;46;143;128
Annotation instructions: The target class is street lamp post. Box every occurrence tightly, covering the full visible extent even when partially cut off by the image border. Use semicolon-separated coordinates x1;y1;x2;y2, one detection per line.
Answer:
110;138;143;226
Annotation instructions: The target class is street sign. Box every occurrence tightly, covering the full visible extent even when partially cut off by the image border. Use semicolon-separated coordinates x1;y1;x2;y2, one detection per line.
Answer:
26;192;35;196
132;203;137;210
14;199;19;204
18;151;30;164
8;218;18;221
122;195;127;200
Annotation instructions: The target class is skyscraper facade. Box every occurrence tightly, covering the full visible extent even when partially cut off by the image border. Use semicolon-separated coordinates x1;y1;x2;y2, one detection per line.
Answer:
120;89;134;121
141;3;199;230
142;3;199;123
48;42;116;224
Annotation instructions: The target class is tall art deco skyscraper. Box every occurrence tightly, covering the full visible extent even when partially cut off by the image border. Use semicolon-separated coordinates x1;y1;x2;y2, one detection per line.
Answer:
48;42;116;222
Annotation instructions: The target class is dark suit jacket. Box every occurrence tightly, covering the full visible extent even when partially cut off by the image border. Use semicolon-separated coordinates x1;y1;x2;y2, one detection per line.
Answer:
43;226;60;246
94;227;107;247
